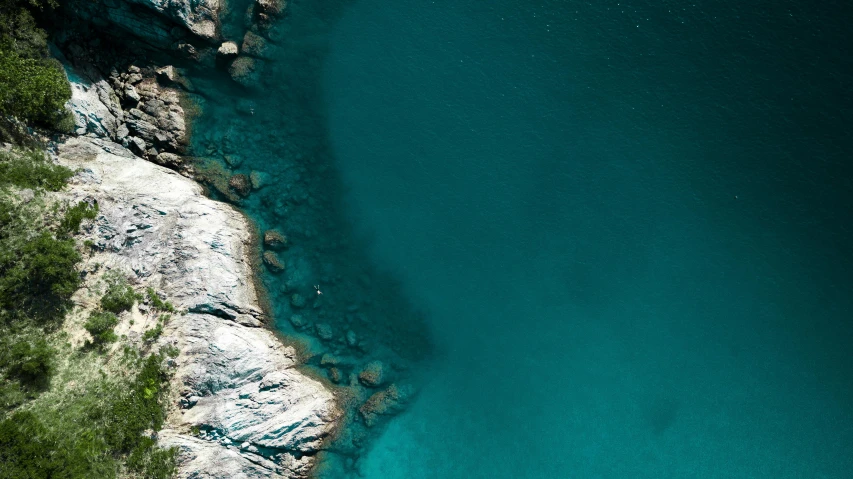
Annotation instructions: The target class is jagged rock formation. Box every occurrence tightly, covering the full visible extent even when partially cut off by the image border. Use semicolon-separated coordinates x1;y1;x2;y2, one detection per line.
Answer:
62;0;220;50
58;60;339;479
66;61;190;172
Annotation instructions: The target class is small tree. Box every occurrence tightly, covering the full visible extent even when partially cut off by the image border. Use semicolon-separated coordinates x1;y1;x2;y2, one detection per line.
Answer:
2;336;55;385
100;274;138;314
84;311;118;345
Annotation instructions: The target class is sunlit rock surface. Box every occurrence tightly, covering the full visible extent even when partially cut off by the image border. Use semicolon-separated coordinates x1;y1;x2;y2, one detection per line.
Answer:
58;69;339;478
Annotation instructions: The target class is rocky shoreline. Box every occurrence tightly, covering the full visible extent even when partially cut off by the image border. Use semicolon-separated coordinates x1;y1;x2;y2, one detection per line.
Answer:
52;1;342;476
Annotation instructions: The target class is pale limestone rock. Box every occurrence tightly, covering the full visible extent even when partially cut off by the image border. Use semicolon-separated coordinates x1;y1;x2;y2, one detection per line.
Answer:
218;41;239;57
65;69;122;139
56;137;339;478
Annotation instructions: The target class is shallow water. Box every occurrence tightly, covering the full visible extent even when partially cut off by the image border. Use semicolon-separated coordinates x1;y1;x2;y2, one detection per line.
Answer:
189;0;853;477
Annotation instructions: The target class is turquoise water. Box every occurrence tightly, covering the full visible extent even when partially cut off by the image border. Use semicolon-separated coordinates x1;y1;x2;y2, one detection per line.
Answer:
189;0;853;477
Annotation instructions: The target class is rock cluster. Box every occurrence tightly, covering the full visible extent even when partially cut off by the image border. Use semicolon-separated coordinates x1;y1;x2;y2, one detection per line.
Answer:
264;229;287;249
66;61;190;173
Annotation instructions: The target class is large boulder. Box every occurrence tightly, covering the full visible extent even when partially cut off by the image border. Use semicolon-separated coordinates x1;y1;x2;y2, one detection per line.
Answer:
263;229;287;249
228;56;262;88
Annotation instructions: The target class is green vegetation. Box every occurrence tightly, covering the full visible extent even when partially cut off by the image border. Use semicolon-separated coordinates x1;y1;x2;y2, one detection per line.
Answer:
58;200;98;237
146;287;175;313
142;323;163;342
0;149;79;323
0;148;74;191
142;314;171;342
0;148;176;477
0;354;177;479
101;272;140;314
84;311;119;345
0;231;81;321
0;0;72;129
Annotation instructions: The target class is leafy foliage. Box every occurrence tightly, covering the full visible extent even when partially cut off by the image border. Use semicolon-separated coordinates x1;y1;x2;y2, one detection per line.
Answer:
146;287;175;313
0;355;177;478
105;354;170;451
142;323;163;342
100;273;139;314
0;48;70;127
0;1;71;128
0;231;81;320
1;334;54;384
0;148;73;191
84;311;118;345
58;200;98;237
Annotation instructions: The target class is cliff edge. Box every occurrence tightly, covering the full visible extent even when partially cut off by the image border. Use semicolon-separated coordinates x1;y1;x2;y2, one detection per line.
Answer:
58;61;339;478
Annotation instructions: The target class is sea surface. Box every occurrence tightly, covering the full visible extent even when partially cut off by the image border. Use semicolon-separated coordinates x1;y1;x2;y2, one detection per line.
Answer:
189;0;853;477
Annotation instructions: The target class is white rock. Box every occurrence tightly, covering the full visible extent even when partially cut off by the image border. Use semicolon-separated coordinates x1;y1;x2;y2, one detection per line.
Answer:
56;136;339;478
218;41;239;57
65;67;121;139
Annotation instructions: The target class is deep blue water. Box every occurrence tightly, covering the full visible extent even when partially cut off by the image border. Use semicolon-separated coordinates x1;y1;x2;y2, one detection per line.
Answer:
190;0;853;477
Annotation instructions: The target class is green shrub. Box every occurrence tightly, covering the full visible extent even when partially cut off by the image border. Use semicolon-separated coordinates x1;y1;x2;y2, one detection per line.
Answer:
105;354;169;451
0;231;81;318
2;335;54;385
146;287;175;312
0;353;175;478
100;274;138;314
0;380;26;409
0;148;74;191
126;436;178;479
84;311;118;345
141;323;163;342
0;410;58;479
0;0;71;131
0;49;71;127
0;5;49;60
58;200;98;237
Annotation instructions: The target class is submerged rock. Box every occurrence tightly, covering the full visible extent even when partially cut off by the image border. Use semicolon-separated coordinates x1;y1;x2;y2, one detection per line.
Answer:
228;174;251;197
358;361;384;387
242;31;269;59
290;293;306;308
250;170;268;189
320;354;341;367
315;323;333;341
255;0;286;29
289;314;305;328
262;250;284;272
224;153;243;168
229;56;261;88
257;0;286;17
359;384;400;427
263;229;287;249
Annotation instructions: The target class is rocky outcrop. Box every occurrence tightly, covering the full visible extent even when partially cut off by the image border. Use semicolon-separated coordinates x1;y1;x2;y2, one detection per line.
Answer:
65;61;190;172
59;65;339;478
62;0;220;50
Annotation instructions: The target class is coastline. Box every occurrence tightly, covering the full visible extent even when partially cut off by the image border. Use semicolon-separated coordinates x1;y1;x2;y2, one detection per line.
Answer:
48;0;431;475
57;46;341;479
